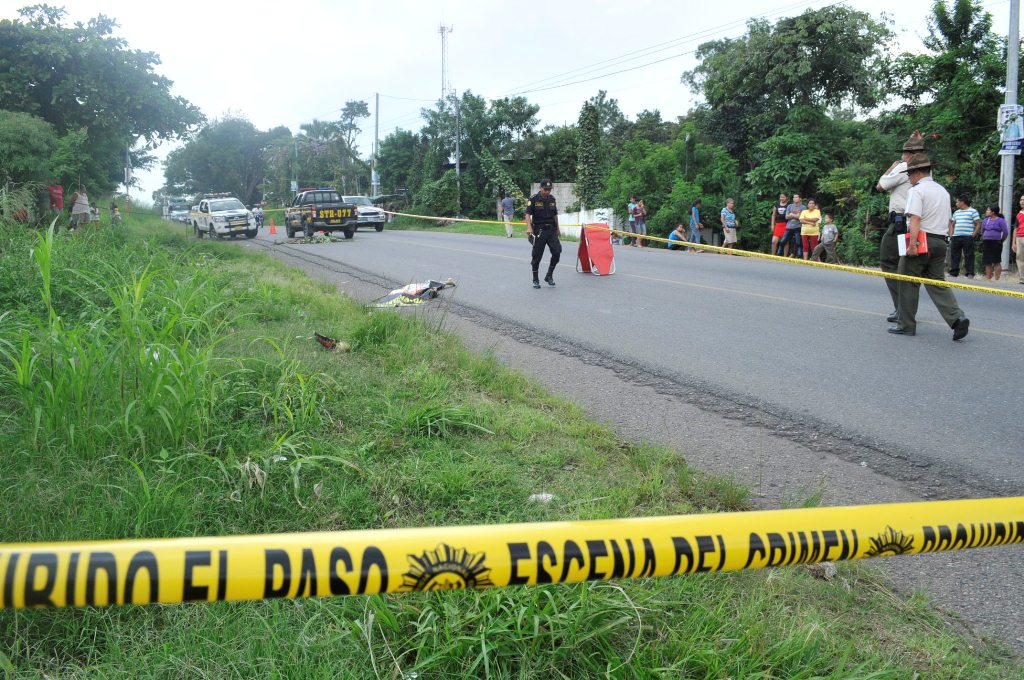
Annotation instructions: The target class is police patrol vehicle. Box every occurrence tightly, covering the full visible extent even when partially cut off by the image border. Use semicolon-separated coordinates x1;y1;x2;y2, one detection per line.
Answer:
190;193;259;239
284;188;359;239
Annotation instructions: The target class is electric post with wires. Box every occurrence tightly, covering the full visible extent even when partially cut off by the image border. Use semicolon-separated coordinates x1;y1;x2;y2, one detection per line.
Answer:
998;0;1020;272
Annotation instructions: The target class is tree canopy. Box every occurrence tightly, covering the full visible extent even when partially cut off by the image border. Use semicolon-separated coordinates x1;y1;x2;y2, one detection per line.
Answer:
163;117;284;205
0;5;202;193
683;5;893;165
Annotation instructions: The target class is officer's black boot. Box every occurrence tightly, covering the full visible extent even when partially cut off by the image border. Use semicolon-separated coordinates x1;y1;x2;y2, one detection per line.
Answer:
544;267;555;287
532;270;541;289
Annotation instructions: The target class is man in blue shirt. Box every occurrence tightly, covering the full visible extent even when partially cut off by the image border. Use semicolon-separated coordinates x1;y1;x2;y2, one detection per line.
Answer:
947;195;981;278
778;194;804;258
501;194;515;238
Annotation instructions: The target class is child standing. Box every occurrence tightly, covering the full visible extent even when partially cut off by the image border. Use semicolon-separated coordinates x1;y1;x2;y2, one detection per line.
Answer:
811;213;840;263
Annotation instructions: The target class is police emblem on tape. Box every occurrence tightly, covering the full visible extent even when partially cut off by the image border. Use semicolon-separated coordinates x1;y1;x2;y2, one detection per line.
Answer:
400;544;493;591
865;526;914;558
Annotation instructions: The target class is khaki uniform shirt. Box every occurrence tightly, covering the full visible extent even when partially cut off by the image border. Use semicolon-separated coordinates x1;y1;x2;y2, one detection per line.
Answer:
905;176;951;236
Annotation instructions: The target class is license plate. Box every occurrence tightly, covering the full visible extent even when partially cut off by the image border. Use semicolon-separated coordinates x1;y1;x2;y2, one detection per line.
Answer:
327;219;341;225
229;221;247;227
319;209;352;219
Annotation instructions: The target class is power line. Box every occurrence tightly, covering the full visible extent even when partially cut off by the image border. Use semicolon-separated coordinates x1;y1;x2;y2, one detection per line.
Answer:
379;93;438;103
501;0;827;97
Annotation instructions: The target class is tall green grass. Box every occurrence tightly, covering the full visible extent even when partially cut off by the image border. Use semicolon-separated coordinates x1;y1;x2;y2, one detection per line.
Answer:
0;216;1018;678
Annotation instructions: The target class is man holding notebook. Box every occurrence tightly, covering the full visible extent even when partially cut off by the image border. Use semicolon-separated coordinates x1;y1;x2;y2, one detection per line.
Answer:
888;153;970;341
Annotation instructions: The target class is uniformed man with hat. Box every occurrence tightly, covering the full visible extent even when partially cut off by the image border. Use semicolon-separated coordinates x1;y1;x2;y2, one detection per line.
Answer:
526;178;561;289
876;131;925;323
888;152;970;340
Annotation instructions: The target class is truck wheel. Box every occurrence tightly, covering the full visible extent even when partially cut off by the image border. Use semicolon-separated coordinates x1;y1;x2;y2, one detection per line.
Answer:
245;230;256;239
286;225;296;238
343;227;355;239
212;227;223;240
375;223;384;232
194;222;204;239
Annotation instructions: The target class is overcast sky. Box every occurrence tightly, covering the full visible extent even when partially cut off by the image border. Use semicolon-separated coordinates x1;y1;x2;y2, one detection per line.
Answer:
1;0;1015;199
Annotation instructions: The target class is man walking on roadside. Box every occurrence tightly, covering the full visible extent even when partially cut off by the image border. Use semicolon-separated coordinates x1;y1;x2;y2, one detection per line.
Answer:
888;153;970;341
501;193;515;238
877;131;924;323
526;179;561;289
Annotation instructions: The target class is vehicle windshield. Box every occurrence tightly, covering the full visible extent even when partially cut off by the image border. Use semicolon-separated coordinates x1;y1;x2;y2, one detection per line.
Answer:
210;199;246;212
344;196;373;206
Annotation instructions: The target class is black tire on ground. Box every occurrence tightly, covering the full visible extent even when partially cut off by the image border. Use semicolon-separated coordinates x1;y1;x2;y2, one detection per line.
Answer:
286;225;295;238
343;227;355;239
212;227;222;239
194;223;204;239
244;230;256;239
303;223;314;238
374;223;384;232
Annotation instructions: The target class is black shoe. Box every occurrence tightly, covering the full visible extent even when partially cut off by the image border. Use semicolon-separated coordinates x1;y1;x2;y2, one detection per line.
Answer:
887;326;915;336
886;311;898;322
544;273;555;287
532;278;541;289
952;318;970;341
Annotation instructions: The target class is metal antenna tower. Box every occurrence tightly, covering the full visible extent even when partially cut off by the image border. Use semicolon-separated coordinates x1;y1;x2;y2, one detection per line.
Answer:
439;24;453;101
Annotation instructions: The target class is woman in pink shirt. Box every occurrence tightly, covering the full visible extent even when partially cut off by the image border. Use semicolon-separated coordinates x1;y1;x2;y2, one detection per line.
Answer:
1013;195;1024;285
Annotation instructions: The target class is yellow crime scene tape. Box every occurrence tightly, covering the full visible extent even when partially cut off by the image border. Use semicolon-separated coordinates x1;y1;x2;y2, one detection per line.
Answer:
2;498;1021;609
381;210;1024;300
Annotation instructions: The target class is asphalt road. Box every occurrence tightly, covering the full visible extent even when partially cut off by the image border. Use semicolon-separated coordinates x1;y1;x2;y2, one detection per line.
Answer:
255;228;1024;494
242;226;1024;653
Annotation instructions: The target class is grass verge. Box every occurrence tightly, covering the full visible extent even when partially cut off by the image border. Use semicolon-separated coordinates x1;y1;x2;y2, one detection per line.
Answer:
0;214;1019;678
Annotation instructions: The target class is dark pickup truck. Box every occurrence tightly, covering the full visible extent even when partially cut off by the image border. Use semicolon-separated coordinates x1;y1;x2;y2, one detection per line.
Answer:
284;189;359;239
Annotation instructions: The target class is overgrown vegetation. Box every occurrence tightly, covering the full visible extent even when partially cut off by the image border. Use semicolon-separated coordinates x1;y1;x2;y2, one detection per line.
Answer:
0;213;1019;677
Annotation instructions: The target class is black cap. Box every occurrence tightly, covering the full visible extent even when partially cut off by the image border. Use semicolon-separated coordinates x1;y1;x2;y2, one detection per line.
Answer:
539;179;553;189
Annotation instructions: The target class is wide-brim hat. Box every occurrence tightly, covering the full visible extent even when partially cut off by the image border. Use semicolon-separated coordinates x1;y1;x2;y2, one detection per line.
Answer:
902;153;932;172
902;132;925;152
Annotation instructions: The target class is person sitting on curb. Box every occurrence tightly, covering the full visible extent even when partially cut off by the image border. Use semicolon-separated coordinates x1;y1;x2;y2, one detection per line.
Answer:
667;223;687;250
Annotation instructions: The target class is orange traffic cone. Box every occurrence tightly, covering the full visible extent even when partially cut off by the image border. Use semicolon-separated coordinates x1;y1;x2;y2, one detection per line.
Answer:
269;218;277;235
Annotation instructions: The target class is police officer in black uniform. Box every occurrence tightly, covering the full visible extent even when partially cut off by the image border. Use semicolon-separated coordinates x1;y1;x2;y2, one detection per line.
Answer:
526;179;561;289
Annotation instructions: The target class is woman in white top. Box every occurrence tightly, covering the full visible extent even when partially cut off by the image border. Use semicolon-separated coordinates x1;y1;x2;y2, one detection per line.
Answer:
69;185;90;230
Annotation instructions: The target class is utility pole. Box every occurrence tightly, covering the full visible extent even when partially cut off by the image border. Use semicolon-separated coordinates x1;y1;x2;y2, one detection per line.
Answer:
455;97;462;216
372;92;380;197
999;0;1020;270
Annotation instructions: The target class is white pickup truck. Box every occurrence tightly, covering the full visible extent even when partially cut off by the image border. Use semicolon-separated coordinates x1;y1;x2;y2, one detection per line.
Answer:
190;194;259;239
342;195;387;232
